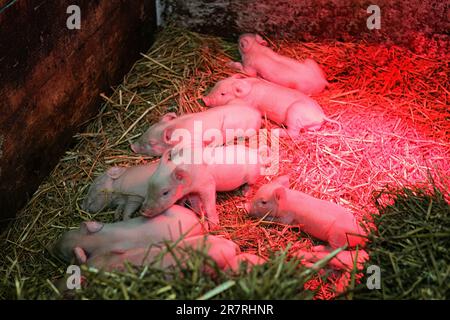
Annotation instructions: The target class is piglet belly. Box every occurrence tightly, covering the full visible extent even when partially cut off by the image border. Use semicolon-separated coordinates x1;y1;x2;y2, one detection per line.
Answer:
294;208;336;242
255;97;287;124
209;164;251;191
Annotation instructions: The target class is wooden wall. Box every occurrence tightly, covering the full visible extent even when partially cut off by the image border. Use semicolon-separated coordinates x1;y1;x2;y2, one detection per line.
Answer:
0;0;156;229
162;0;448;56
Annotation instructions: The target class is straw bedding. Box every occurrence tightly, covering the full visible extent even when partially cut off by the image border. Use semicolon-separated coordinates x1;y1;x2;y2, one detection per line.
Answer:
0;25;448;299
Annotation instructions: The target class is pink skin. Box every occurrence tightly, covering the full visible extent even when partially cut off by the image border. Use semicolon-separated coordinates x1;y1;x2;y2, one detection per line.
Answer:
202;76;337;136
246;175;367;249
82;163;159;220
295;246;368;294
224;253;266;273
229;33;328;95
130;105;262;156
295;246;369;271
83;235;239;272
52;205;203;263
141;145;266;226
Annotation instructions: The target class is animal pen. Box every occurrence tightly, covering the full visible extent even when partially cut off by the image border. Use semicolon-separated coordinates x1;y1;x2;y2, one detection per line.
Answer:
0;1;448;300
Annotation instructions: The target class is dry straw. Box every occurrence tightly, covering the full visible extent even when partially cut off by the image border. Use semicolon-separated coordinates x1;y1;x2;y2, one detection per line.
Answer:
0;25;448;299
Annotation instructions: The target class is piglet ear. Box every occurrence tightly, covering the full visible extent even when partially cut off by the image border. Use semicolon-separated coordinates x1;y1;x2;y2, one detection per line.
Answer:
163;126;175;144
255;34;268;46
80;221;104;234
274;175;290;188
239;37;250;52
161;112;177;123
161;149;171;164
274;187;286;203
106;167;126;179
233;80;251;97
171;167;191;186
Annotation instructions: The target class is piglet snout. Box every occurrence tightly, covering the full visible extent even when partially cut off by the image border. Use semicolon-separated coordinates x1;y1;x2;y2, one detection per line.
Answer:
244;202;252;213
141;209;158;219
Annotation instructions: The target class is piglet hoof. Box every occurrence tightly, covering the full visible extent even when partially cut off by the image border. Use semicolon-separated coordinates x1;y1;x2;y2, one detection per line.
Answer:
200;220;210;233
227;61;243;71
293;250;312;264
207;220;221;232
278;129;289;138
240;184;252;197
114;211;122;221
353;250;369;270
73;246;87;264
121;212;132;221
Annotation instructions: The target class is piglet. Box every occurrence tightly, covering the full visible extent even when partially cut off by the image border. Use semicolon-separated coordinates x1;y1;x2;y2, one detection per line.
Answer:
82;162;159;220
295;246;369;271
246;175;367;248
203;76;340;136
83;235;239;272
130;104;261;156
141;144;270;226
52;204;203;263
230;33;328;95
224;253;266;273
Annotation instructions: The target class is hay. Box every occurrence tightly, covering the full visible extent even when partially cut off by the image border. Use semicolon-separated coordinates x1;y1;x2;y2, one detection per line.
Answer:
71;248;319;300
0;24;449;299
349;184;450;299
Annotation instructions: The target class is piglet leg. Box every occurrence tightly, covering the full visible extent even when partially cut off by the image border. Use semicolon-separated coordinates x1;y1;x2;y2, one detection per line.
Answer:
198;183;219;227
242;65;257;77
228;61;244;72
228;62;258;77
122;198;143;220
295;249;368;271
185;194;203;216
311;245;329;252
240;184;251;197
114;203;125;221
285;105;304;137
74;247;88;264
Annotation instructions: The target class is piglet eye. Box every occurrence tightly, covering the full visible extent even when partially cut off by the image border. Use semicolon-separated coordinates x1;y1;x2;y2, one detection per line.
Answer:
221;93;225;96
261;200;267;205
162;190;169;196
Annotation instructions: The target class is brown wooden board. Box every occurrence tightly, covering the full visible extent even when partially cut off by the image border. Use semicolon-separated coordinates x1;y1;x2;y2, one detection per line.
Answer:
0;0;156;229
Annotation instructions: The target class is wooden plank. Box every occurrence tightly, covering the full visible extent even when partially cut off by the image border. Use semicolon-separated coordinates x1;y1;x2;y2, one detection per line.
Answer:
0;0;156;229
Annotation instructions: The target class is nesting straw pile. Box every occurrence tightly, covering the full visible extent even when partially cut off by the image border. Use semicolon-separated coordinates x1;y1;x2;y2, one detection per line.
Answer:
0;25;448;300
351;185;450;299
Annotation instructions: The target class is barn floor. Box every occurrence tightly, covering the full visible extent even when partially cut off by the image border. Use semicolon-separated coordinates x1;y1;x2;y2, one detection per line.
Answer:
0;26;448;299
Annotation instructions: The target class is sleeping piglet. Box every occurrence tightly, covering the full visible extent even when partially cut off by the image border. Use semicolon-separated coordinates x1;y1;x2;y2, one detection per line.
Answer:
130;104;261;156
52;204;203;263
246;175;367;248
141;144;270;226
230;33;328;95
82;162;159;220
203;76;340;136
82;235;239;272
